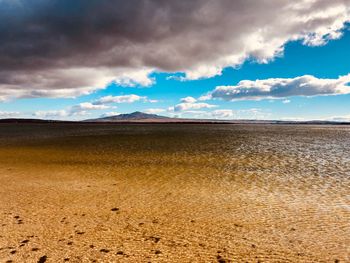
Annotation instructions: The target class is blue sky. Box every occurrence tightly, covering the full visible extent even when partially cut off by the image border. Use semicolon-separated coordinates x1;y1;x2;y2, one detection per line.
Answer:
0;1;350;121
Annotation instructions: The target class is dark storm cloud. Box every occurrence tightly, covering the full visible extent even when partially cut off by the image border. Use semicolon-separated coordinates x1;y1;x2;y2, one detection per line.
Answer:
0;0;201;70
0;0;349;99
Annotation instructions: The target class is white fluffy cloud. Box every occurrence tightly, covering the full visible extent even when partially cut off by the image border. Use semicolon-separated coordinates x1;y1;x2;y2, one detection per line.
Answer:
207;74;350;101
95;94;147;104
211;109;234;119
0;0;349;98
168;107;271;120
180;97;197;103
72;102;110;111
168;96;218;114
0;111;20;118
281;115;350;122
171;102;217;112
144;108;166;114
34;102;113;119
169;109;230;119
326;115;350;122
236;108;271;120
34;110;71;119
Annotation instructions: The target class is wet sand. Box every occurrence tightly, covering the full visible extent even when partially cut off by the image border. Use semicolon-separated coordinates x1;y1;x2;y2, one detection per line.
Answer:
0;124;349;262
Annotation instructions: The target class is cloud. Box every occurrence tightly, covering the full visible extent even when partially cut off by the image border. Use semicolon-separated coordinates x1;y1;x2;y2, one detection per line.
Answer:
180;96;197;103
166;107;271;120
207;74;350;101
169;109;235;120
0;111;20;118
172;110;209;119
211;109;234;119
94;94;147;104
100;112;121;118
0;0;349;98
144;108;166;114
198;94;212;101
236;108;271;119
281;115;350;122
280;117;307;121
325;115;350;122
34;102;113;119
170;102;217;112
171;110;232;119
71;102;110;111
34;110;71;119
0;67;154;100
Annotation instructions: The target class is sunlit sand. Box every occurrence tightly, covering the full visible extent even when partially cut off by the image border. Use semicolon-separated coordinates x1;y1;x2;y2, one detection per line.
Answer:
0;124;349;262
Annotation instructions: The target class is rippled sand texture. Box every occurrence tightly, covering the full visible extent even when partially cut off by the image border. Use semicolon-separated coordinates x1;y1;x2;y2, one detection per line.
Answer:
0;124;349;262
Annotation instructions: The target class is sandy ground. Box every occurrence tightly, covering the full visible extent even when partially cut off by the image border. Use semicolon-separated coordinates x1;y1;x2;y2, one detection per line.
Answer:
0;124;349;262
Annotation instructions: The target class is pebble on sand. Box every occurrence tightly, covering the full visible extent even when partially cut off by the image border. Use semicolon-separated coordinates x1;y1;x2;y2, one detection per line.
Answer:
38;255;47;263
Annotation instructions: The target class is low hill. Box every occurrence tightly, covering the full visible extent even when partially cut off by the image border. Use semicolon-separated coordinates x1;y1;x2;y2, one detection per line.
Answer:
84;111;175;122
0;112;349;125
83;112;350;124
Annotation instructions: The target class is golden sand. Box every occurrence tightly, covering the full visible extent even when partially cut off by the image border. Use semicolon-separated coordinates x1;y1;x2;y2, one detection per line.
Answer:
0;124;349;262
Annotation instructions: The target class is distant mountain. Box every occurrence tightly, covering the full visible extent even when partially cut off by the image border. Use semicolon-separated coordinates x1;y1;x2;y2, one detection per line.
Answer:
84;111;173;122
0;112;349;125
81;112;350;124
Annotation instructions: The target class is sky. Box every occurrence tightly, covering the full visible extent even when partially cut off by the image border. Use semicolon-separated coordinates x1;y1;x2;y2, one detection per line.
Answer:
0;0;350;121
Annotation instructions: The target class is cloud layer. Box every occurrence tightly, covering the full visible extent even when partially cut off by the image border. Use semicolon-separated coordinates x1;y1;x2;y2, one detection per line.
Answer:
0;0;350;99
207;74;350;101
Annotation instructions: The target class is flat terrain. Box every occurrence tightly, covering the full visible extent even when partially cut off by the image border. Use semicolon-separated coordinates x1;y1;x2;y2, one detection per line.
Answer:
0;124;349;262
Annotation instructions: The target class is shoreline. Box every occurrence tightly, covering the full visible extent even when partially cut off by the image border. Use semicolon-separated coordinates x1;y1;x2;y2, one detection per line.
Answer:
0;118;350;125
